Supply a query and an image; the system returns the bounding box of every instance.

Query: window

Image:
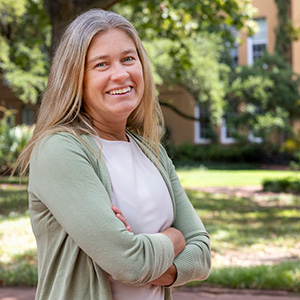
[220,117,236,144]
[248,106,263,143]
[229,27,239,66]
[248,130,263,143]
[22,105,35,125]
[194,105,211,144]
[247,18,267,65]
[230,44,239,66]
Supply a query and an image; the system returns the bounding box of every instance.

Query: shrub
[0,109,34,174]
[165,141,284,165]
[263,177,300,193]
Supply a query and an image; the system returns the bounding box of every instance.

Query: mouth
[107,86,132,95]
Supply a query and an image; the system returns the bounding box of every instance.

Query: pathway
[0,286,299,300]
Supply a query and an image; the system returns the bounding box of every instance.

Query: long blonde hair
[14,9,164,177]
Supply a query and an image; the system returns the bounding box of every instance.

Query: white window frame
[248,130,263,143]
[220,118,236,144]
[228,27,239,66]
[247,18,267,65]
[194,105,212,144]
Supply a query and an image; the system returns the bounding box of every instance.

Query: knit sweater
[28,131,211,300]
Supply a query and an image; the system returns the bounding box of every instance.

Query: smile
[108,87,132,95]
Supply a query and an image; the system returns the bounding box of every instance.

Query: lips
[107,86,132,95]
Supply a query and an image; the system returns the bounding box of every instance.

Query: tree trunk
[44,0,123,54]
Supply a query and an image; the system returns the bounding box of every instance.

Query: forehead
[87,28,136,55]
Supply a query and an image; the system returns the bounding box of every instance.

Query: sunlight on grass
[177,168,297,187]
[0,175,299,291]
[0,214,36,264]
[188,189,300,283]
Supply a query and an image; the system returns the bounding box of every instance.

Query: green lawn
[187,189,300,291]
[0,171,299,292]
[177,165,297,187]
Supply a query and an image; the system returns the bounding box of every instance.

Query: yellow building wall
[291,0,300,74]
[159,85,195,145]
[163,0,300,146]
[239,0,278,65]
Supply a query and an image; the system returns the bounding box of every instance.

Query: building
[161,0,300,145]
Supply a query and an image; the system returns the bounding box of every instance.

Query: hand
[112,205,133,232]
[149,264,177,286]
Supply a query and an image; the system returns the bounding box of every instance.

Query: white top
[99,135,174,300]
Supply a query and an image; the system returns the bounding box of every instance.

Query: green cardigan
[28,131,211,300]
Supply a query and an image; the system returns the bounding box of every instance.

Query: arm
[112,199,186,287]
[28,133,175,286]
[161,147,211,287]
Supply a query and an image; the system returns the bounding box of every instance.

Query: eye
[123,56,134,62]
[96,62,107,67]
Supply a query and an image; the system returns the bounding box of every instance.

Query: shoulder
[32,131,99,165]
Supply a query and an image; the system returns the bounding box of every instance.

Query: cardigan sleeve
[162,149,211,287]
[28,133,174,286]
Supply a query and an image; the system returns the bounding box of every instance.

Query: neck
[93,119,128,141]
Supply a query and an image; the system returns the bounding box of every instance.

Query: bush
[0,109,34,174]
[165,141,285,165]
[263,177,300,193]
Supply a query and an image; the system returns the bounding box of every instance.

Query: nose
[110,62,129,82]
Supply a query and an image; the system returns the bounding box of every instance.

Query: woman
[16,9,211,300]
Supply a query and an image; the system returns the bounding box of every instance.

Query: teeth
[109,87,131,95]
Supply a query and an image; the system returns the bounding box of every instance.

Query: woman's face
[83,28,145,125]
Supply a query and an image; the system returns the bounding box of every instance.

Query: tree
[113,0,257,43]
[44,0,123,50]
[1,0,257,116]
[144,34,230,125]
[0,0,50,104]
[226,53,300,142]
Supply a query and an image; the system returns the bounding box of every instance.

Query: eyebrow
[87,48,138,65]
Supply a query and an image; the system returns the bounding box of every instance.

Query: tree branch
[159,100,201,121]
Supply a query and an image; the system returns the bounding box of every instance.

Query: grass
[186,189,300,292]
[176,163,297,187]
[0,171,299,292]
[197,261,300,291]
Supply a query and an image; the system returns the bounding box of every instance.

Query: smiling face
[83,28,145,129]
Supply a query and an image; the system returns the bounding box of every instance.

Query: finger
[126,225,133,233]
[116,213,128,226]
[112,205,123,216]
[116,214,133,232]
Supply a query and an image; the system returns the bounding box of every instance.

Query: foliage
[226,53,300,141]
[113,0,258,43]
[112,0,257,124]
[144,34,230,125]
[203,261,300,292]
[1,0,258,124]
[0,0,50,104]
[274,0,300,61]
[0,108,34,174]
[281,134,300,170]
[165,141,284,166]
[263,177,300,194]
